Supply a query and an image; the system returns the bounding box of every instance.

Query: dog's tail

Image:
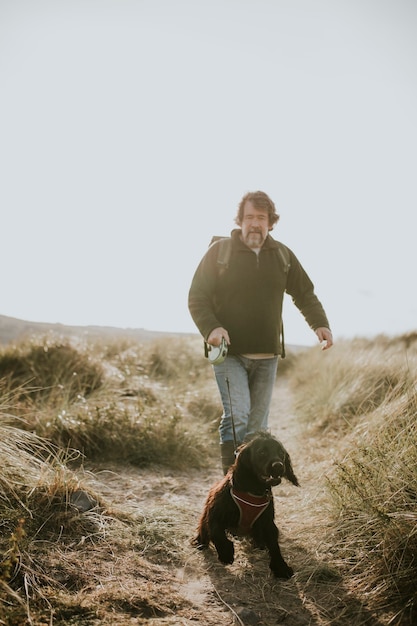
[191,520,210,550]
[191,533,209,550]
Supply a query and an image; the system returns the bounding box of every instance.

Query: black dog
[194,432,299,578]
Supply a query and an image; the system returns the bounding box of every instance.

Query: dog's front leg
[269,543,293,579]
[211,523,234,565]
[257,520,293,579]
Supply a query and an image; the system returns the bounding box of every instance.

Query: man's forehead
[243,201,268,215]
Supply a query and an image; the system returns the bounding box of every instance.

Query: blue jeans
[213,355,279,444]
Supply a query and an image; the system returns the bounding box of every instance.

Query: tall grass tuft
[0,405,109,624]
[31,397,210,468]
[140,335,211,382]
[0,398,103,583]
[327,380,417,623]
[287,334,417,624]
[0,336,104,403]
[288,335,416,432]
[0,407,99,536]
[0,332,217,623]
[0,334,215,468]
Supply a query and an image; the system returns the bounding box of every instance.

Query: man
[188,190,333,474]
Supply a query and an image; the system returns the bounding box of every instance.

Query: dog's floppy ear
[235,441,252,467]
[284,453,300,487]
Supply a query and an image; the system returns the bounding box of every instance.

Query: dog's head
[236,432,299,487]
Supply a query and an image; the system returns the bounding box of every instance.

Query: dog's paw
[217,542,234,565]
[271,562,294,579]
[251,538,266,550]
[218,554,234,565]
[191,536,208,550]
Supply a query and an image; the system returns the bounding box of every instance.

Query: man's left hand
[315,327,333,350]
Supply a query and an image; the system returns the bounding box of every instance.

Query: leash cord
[212,586,245,626]
[225,375,238,453]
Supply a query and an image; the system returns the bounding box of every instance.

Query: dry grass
[1,330,417,624]
[0,337,104,403]
[326,383,417,625]
[287,333,417,625]
[0,333,220,624]
[0,407,109,624]
[289,335,417,432]
[1,335,217,469]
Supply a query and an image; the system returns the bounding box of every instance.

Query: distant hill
[0,315,310,354]
[0,314,190,345]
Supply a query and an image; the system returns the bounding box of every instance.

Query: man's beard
[244,230,264,249]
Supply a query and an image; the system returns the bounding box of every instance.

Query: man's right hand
[207,327,230,347]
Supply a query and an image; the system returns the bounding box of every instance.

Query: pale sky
[1,0,416,346]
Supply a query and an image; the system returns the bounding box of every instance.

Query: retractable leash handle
[206,337,228,365]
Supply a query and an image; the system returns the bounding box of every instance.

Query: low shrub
[0,337,103,403]
[33,397,210,469]
[141,336,210,383]
[0,334,215,469]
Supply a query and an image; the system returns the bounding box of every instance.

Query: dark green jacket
[188,229,330,355]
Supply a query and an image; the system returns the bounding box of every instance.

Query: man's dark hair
[235,191,280,230]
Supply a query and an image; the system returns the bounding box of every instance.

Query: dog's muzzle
[261,461,284,486]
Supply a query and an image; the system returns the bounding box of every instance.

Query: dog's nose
[270,461,284,477]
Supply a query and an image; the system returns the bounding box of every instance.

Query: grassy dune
[0,331,416,624]
[288,333,417,624]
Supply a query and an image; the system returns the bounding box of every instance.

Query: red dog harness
[230,487,271,535]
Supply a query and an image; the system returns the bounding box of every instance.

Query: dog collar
[230,486,271,535]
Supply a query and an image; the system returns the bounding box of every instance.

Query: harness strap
[230,487,271,535]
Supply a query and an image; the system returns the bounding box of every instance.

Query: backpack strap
[275,244,290,358]
[276,243,291,273]
[209,236,232,273]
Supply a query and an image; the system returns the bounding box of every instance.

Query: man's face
[240,201,270,249]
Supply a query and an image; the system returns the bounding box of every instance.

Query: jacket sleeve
[188,245,223,340]
[285,250,330,331]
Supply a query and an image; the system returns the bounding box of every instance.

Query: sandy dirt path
[93,377,384,626]
[173,378,347,626]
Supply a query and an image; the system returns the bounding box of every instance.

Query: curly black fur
[193,432,299,579]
